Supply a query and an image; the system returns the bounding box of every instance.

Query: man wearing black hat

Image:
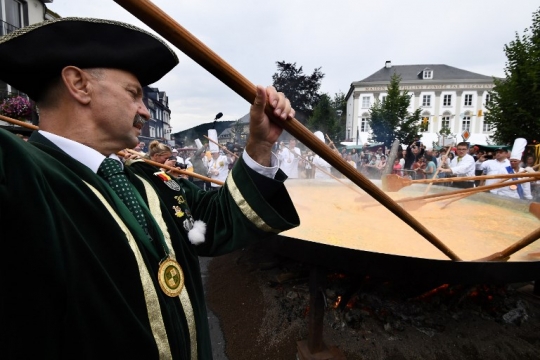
[0,18,299,359]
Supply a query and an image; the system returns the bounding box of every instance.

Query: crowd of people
[273,136,540,202]
[133,138,241,191]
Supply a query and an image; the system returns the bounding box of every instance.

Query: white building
[345,61,497,147]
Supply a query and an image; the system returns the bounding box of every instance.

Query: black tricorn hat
[0,17,179,101]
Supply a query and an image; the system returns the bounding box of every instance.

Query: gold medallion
[158,257,184,297]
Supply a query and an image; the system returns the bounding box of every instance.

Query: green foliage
[485,6,540,144]
[368,74,421,147]
[272,61,324,124]
[307,91,347,144]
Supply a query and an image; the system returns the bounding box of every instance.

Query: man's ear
[61,66,92,105]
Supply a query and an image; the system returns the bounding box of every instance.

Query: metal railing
[0,20,19,36]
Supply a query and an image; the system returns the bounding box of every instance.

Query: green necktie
[98,158,149,232]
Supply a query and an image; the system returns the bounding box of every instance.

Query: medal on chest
[158,257,184,297]
[154,171,181,191]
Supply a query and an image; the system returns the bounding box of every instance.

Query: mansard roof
[355,64,493,84]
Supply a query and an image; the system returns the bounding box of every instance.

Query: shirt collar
[39,130,121,173]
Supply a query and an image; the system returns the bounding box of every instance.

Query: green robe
[0,129,299,359]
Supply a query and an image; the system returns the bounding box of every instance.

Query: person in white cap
[0,18,299,359]
[494,138,532,200]
[206,129,229,189]
[312,131,333,179]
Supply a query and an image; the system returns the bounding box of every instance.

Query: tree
[307,91,347,145]
[368,73,421,147]
[272,61,324,124]
[485,7,540,144]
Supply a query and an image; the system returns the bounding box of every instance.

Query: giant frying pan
[265,180,540,285]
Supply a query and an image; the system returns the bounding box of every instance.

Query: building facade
[140,86,173,146]
[345,61,497,147]
[0,0,55,134]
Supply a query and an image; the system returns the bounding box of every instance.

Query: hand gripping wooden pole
[111,0,461,261]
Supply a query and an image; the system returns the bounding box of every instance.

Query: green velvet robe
[0,129,299,359]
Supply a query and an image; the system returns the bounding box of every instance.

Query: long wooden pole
[203,135,239,159]
[112,0,461,261]
[364,177,535,209]
[423,143,453,194]
[0,114,224,185]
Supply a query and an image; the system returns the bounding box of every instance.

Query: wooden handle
[112,0,461,261]
[477,227,540,261]
[0,114,224,185]
[423,143,453,194]
[0,115,38,130]
[397,177,534,204]
[203,135,239,159]
[123,148,224,185]
[411,172,540,185]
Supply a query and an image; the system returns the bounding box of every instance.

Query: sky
[47,0,540,132]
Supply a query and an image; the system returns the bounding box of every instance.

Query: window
[150,126,156,137]
[443,94,452,106]
[420,114,430,132]
[441,115,450,129]
[360,114,370,132]
[423,70,433,79]
[5,0,23,29]
[462,115,471,132]
[464,94,473,106]
[422,95,431,107]
[409,94,414,107]
[380,95,387,103]
[485,93,491,105]
[361,96,370,108]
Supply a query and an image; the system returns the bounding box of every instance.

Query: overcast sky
[48,0,539,132]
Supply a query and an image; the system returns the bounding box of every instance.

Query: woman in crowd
[146,140,185,178]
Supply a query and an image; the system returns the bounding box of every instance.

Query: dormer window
[423,69,433,79]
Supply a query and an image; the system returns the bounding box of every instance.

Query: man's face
[289,140,296,149]
[90,68,150,150]
[456,145,468,158]
[510,159,520,170]
[495,150,505,160]
[212,152,219,159]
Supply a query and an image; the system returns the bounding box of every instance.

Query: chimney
[385,60,392,69]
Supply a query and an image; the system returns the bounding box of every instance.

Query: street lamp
[212,112,223,129]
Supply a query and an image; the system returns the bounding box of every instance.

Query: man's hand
[246,85,295,166]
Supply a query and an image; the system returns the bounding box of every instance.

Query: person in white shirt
[207,150,229,189]
[312,131,332,179]
[495,138,532,200]
[439,142,476,188]
[476,147,510,192]
[278,138,301,178]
